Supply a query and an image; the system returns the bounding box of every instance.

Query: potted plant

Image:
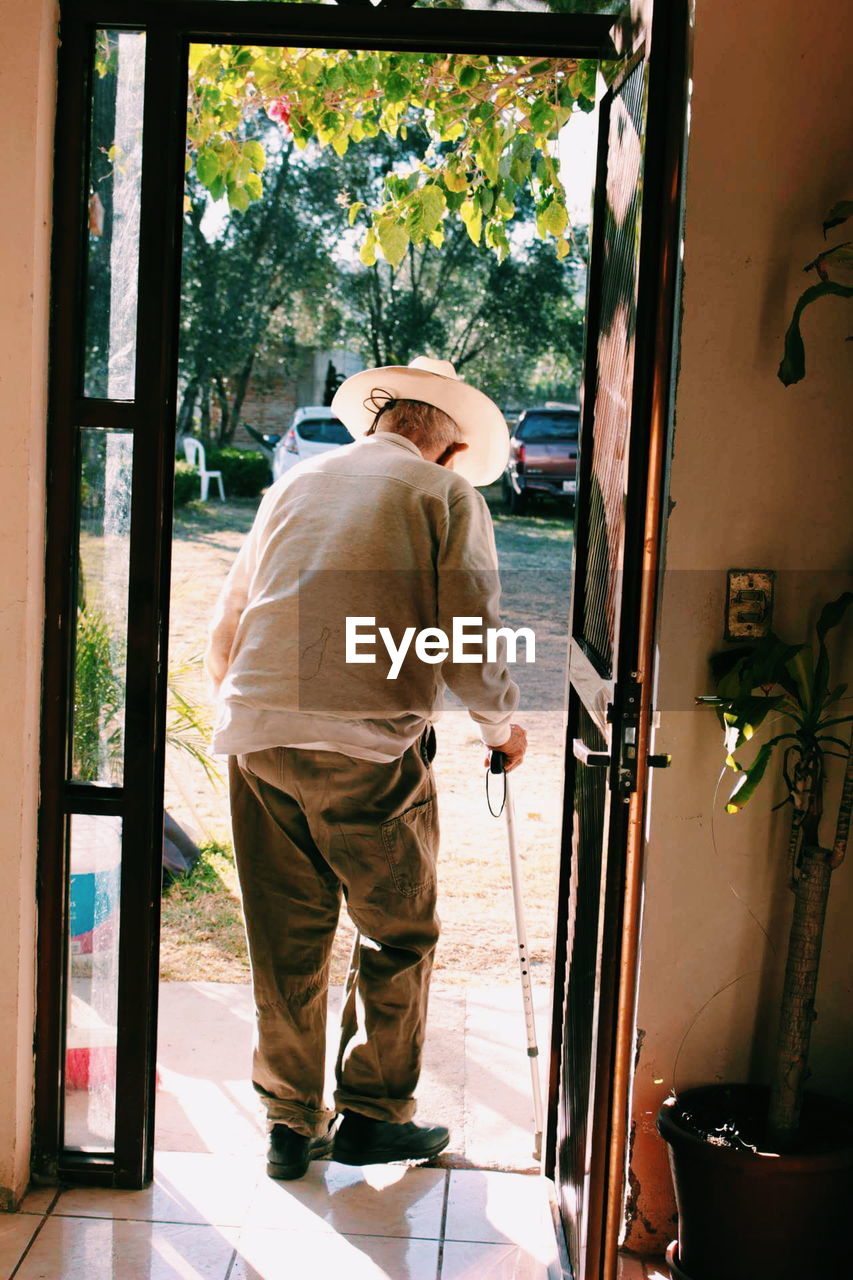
[777,200,853,386]
[657,592,853,1280]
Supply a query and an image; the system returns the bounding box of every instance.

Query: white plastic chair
[182,437,225,502]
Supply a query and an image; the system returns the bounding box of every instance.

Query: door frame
[35,2,687,1273]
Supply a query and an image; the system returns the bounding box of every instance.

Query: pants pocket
[380,798,436,898]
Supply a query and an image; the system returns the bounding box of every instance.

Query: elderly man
[206,356,527,1179]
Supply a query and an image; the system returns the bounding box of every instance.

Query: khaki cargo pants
[229,732,439,1138]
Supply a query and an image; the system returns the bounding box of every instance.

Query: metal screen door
[545,3,687,1278]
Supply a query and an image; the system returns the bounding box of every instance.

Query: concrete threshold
[154,981,550,1173]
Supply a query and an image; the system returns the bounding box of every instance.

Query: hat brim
[331,366,510,487]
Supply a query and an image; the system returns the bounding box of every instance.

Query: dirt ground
[161,484,573,986]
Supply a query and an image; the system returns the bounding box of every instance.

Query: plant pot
[657,1084,853,1280]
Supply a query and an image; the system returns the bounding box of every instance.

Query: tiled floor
[3,1157,566,1279]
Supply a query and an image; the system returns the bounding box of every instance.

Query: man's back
[208,431,517,760]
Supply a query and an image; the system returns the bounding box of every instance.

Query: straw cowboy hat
[331,356,510,487]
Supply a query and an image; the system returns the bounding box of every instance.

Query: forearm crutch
[488,749,544,1162]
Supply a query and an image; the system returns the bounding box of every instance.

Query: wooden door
[546,4,687,1277]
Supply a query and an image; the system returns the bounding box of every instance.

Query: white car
[271,406,353,481]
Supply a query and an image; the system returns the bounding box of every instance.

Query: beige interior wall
[0,0,57,1209]
[625,0,853,1253]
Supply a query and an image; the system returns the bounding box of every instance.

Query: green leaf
[348,201,366,227]
[443,163,468,194]
[823,201,853,235]
[359,227,377,267]
[459,198,482,245]
[785,646,814,715]
[805,241,853,276]
[568,66,596,101]
[821,682,848,711]
[778,280,853,385]
[478,186,494,217]
[439,120,465,143]
[541,196,569,237]
[529,99,555,135]
[384,72,411,105]
[725,742,777,812]
[242,140,266,172]
[376,215,408,267]
[814,591,853,713]
[244,172,262,201]
[417,185,446,237]
[458,65,482,89]
[196,147,221,188]
[227,184,250,213]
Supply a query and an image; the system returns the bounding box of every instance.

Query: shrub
[73,605,124,782]
[206,448,269,498]
[173,460,199,506]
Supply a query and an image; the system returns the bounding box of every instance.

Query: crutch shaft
[504,771,545,1154]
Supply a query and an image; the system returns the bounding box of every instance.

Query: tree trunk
[767,837,833,1149]
[176,378,198,440]
[213,375,230,447]
[198,384,211,447]
[226,352,256,445]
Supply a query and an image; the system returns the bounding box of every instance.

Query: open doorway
[36,6,687,1277]
[156,40,596,1174]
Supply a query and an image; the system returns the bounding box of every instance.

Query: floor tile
[245,1161,446,1238]
[231,1228,440,1279]
[13,1217,234,1280]
[462,988,551,1172]
[444,1171,555,1260]
[0,1214,43,1276]
[16,1186,58,1215]
[53,1152,259,1226]
[441,1239,552,1279]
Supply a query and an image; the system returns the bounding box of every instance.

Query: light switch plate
[725,569,775,640]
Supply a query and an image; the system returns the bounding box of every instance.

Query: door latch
[613,680,641,796]
[572,739,610,768]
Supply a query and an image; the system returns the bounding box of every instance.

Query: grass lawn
[162,487,573,986]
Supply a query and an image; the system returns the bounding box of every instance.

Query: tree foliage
[179,129,342,445]
[333,222,586,405]
[185,44,598,262]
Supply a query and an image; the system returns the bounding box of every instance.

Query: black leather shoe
[266,1121,336,1180]
[332,1111,450,1166]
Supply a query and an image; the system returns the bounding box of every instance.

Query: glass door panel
[71,429,133,785]
[84,30,146,401]
[64,815,123,1150]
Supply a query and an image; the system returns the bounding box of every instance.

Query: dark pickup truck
[502,406,580,515]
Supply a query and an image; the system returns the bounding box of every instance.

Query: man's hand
[485,723,528,773]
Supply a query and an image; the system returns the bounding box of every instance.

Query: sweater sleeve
[436,486,520,745]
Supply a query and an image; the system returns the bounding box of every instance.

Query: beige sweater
[206,432,519,762]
